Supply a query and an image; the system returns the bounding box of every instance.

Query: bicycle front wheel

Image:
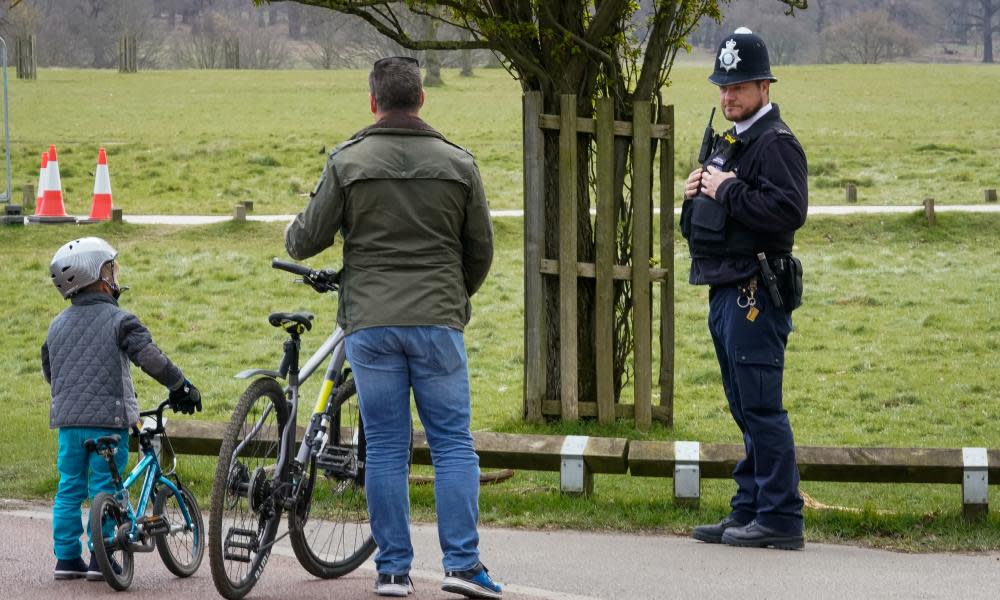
[90,491,135,591]
[209,377,289,600]
[289,377,377,578]
[154,482,205,577]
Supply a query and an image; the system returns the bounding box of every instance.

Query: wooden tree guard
[119,35,137,73]
[522,92,675,430]
[15,35,36,80]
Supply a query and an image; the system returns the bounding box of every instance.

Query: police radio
[698,107,717,167]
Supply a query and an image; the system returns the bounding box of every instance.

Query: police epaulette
[774,127,793,137]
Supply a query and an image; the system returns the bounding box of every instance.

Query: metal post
[0,37,12,203]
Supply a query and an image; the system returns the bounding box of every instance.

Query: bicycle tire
[90,491,135,591]
[209,377,289,600]
[154,482,205,577]
[289,377,378,578]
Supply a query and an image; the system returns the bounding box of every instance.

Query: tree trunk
[983,0,995,63]
[288,3,302,40]
[541,94,598,406]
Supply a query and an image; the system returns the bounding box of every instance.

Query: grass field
[1,211,998,550]
[6,64,1000,215]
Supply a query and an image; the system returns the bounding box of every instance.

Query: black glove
[169,379,202,415]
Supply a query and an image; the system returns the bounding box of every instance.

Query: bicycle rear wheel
[90,492,135,591]
[289,377,377,578]
[209,377,289,600]
[154,482,205,577]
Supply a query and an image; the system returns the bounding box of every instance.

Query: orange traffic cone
[28,145,76,224]
[34,152,48,215]
[84,148,113,222]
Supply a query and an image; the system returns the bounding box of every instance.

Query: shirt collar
[734,102,773,135]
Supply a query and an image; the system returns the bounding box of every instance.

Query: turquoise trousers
[53,426,128,560]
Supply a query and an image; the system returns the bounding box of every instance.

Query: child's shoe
[441,562,502,599]
[374,573,414,596]
[86,553,121,581]
[54,557,89,580]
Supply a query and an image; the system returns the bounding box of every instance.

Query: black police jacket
[681,104,808,286]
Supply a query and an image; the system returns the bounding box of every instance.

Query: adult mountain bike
[208,258,376,600]
[87,398,205,591]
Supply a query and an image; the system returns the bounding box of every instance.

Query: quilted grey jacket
[42,293,185,429]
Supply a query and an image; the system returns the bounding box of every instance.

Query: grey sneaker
[691,515,747,544]
[375,573,414,596]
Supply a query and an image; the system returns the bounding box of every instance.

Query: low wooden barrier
[151,421,994,518]
[629,441,998,521]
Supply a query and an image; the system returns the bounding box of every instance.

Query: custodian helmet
[709,27,777,86]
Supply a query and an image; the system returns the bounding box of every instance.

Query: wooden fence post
[558,94,578,422]
[522,91,545,423]
[224,39,240,69]
[594,98,615,425]
[658,104,675,428]
[631,100,653,431]
[923,198,936,227]
[21,184,34,213]
[845,183,857,203]
[15,35,36,80]
[986,189,997,203]
[119,35,137,73]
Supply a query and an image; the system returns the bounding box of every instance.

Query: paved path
[5,503,999,600]
[114,204,1000,226]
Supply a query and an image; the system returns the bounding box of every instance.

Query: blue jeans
[708,285,803,534]
[53,426,129,560]
[345,326,481,576]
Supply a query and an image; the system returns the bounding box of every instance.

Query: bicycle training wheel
[209,377,289,600]
[289,377,378,578]
[153,482,205,577]
[90,491,135,591]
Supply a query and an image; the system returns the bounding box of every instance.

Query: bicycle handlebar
[271,257,340,293]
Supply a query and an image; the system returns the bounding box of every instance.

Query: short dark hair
[369,57,422,112]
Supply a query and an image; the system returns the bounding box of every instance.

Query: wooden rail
[151,421,994,517]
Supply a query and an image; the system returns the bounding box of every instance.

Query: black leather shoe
[721,520,804,550]
[691,515,747,544]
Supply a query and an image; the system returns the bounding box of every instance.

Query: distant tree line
[0,0,997,68]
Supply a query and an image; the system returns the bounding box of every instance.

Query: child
[42,237,201,581]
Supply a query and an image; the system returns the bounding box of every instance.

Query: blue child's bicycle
[86,398,205,591]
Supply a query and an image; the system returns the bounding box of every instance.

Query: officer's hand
[700,166,736,200]
[168,380,202,415]
[684,168,704,199]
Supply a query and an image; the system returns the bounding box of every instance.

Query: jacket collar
[735,103,782,142]
[70,292,118,307]
[353,112,444,140]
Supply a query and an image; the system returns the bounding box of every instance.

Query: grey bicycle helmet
[50,237,118,299]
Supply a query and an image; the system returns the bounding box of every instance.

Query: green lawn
[6,64,999,215]
[2,212,998,550]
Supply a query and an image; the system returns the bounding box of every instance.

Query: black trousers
[708,284,804,534]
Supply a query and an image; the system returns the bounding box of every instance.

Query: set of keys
[737,278,759,322]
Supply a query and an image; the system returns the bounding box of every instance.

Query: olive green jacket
[285,114,493,334]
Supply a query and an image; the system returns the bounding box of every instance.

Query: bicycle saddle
[83,434,121,451]
[268,311,314,332]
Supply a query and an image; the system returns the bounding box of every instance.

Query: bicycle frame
[100,433,196,550]
[234,324,351,509]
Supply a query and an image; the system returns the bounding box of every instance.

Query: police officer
[681,28,808,549]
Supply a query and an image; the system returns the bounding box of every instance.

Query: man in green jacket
[285,56,500,599]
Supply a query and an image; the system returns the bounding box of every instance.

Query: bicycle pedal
[316,445,353,470]
[223,527,258,563]
[139,514,170,536]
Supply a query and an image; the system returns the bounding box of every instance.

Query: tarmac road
[5,502,999,600]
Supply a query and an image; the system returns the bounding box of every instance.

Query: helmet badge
[718,39,741,72]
